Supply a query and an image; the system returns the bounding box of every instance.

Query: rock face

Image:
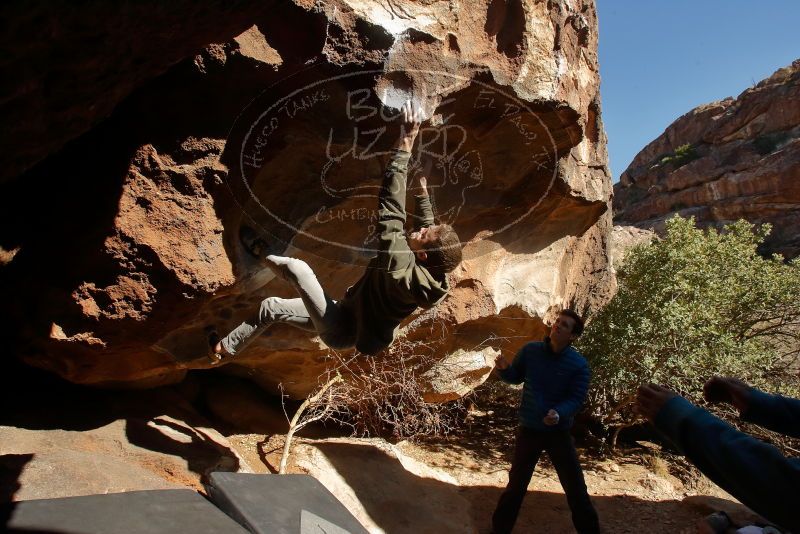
[0,379,251,501]
[0,1,284,185]
[420,347,497,403]
[0,0,613,397]
[293,438,475,533]
[614,60,800,259]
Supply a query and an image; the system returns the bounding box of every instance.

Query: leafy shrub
[578,216,800,435]
[658,143,699,168]
[753,131,791,155]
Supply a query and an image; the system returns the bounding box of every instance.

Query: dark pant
[492,427,599,534]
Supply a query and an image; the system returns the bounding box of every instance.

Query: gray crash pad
[206,472,369,534]
[5,489,249,533]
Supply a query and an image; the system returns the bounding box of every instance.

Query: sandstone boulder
[609,225,656,274]
[292,437,474,533]
[0,1,284,184]
[420,347,497,403]
[0,385,251,501]
[1,0,613,397]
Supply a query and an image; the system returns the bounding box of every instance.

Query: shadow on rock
[0,363,244,498]
[0,453,62,533]
[302,440,730,534]
[125,416,239,481]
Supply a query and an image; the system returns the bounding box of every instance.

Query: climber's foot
[207,332,230,365]
[239,225,269,259]
[699,511,733,534]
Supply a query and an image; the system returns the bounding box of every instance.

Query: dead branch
[279,374,343,474]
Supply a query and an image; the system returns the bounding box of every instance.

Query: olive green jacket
[341,150,449,355]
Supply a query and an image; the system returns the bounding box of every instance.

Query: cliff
[614,60,800,259]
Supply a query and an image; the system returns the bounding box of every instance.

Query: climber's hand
[395,99,422,151]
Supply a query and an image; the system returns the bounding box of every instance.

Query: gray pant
[221,255,355,355]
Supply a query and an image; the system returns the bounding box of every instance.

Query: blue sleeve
[655,396,800,531]
[741,389,800,438]
[553,359,590,419]
[498,346,527,385]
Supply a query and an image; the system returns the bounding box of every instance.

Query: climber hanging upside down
[209,99,463,362]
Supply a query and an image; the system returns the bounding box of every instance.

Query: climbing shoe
[703,511,733,533]
[239,225,269,259]
[207,331,225,365]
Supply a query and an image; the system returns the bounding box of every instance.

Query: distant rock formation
[614,60,800,259]
[0,0,614,397]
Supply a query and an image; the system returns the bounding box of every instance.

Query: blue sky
[597,1,800,181]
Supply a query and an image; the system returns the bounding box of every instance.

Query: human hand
[494,353,510,370]
[703,376,751,414]
[395,99,422,151]
[635,384,679,422]
[543,409,560,426]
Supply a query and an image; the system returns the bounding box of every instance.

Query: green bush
[578,216,800,435]
[650,143,700,169]
[658,143,699,168]
[753,131,790,156]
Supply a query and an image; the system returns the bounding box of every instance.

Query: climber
[209,99,462,361]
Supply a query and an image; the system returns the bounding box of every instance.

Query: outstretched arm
[411,175,435,231]
[497,346,527,385]
[705,376,800,438]
[375,100,421,271]
[392,103,420,152]
[742,389,800,437]
[637,384,800,531]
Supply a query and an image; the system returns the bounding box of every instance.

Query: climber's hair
[422,224,462,276]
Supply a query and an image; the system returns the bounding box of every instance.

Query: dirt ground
[1,369,759,534]
[225,410,755,534]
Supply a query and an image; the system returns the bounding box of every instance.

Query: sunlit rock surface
[293,437,475,533]
[614,60,800,259]
[0,383,251,500]
[420,347,498,403]
[608,225,655,275]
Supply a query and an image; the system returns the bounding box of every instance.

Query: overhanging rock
[1,0,614,398]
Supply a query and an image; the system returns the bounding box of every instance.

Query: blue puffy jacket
[498,339,591,431]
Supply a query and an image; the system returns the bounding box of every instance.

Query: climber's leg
[218,296,314,357]
[262,255,354,349]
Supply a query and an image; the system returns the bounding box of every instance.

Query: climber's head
[408,224,462,276]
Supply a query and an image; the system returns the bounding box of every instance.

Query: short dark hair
[559,309,584,337]
[423,224,462,276]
